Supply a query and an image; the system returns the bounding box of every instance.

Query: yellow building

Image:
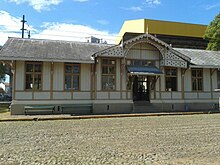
[116,19,207,49]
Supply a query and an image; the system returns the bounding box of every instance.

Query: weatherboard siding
[53,62,64,91]
[15,61,25,91]
[80,63,91,91]
[43,62,51,91]
[203,68,211,92]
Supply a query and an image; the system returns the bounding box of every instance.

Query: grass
[0,104,10,113]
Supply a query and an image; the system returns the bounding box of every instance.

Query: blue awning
[127,66,163,75]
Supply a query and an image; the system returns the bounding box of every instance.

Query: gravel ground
[1,114,220,165]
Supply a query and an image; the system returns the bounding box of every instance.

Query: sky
[0,0,219,46]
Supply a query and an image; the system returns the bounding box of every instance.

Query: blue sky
[0,0,219,45]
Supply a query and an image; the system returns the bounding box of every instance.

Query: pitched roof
[0,38,112,63]
[175,48,220,68]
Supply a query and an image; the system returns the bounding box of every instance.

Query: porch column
[11,61,16,100]
[90,64,94,100]
[181,68,186,99]
[94,58,98,100]
[50,62,54,100]
[120,58,125,99]
[210,68,216,99]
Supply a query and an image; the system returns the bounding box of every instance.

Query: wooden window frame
[165,67,178,91]
[25,61,43,91]
[101,58,116,91]
[64,63,80,91]
[191,68,203,91]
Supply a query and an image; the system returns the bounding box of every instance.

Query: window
[127,60,155,66]
[165,68,177,91]
[64,63,80,90]
[192,69,203,91]
[25,62,42,90]
[217,70,220,89]
[102,59,116,90]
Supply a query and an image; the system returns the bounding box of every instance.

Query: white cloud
[97,20,109,25]
[144,0,161,7]
[0,10,25,45]
[205,3,220,10]
[0,11,116,45]
[121,6,143,12]
[33,23,117,44]
[7,0,63,12]
[73,0,88,2]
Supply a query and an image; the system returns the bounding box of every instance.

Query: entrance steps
[133,101,160,113]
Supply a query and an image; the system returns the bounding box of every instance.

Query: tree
[204,13,220,51]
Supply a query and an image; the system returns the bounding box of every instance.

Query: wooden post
[11,61,16,100]
[181,68,186,100]
[50,62,54,100]
[210,68,215,99]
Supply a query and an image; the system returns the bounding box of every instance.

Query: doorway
[133,76,150,101]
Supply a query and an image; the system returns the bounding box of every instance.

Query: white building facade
[0,34,220,115]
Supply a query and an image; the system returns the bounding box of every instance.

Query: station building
[0,19,220,115]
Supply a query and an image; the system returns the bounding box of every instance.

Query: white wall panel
[34,92,50,100]
[53,62,64,91]
[15,61,24,90]
[203,69,210,92]
[110,92,120,99]
[184,70,191,91]
[81,64,91,91]
[43,62,51,91]
[198,93,211,99]
[185,93,197,99]
[53,92,71,100]
[172,92,182,99]
[73,92,90,100]
[15,92,32,100]
[161,92,171,99]
[97,92,108,99]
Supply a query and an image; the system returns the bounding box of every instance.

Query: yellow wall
[145,19,207,38]
[116,19,145,44]
[116,19,207,44]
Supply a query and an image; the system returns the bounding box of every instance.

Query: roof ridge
[8,37,114,46]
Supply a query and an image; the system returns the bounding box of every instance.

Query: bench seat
[25,105,55,115]
[60,104,93,115]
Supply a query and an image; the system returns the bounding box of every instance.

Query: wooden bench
[24,105,55,115]
[60,104,93,115]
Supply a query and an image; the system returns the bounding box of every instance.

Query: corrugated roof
[175,48,220,68]
[0,38,112,63]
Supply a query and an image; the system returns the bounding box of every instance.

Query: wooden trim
[12,61,16,100]
[100,58,117,91]
[90,64,93,99]
[94,58,98,99]
[164,67,178,92]
[191,68,203,92]
[210,68,216,99]
[120,59,124,99]
[50,62,54,100]
[63,63,81,96]
[159,68,162,99]
[24,61,43,97]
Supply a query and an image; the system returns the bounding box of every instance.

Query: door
[133,76,150,101]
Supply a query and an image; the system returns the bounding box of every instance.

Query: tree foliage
[204,13,220,51]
